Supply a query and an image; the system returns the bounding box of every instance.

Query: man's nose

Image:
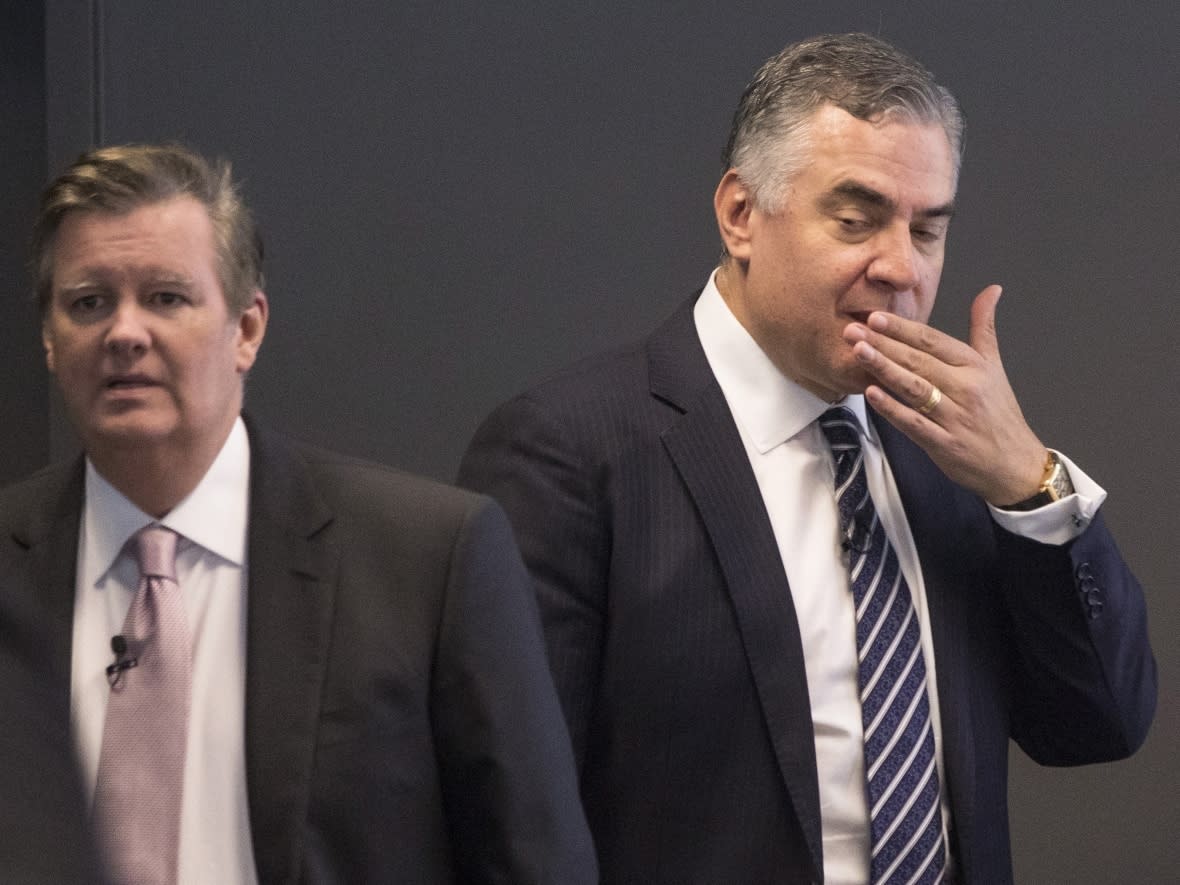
[867,225,921,292]
[104,301,151,355]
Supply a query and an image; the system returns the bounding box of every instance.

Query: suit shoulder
[0,460,76,503]
[287,439,494,528]
[466,298,705,470]
[0,461,79,536]
[481,295,700,423]
[520,336,648,409]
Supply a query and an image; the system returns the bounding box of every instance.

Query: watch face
[1048,458,1074,500]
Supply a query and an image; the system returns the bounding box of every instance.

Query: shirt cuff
[988,450,1107,546]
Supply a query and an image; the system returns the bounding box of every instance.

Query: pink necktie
[94,525,191,885]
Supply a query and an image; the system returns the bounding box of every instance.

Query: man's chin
[827,363,875,400]
[82,417,176,454]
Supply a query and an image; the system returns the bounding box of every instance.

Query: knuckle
[915,327,939,350]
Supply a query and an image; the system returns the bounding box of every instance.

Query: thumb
[968,284,1004,361]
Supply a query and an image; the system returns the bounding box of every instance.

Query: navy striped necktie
[819,406,947,884]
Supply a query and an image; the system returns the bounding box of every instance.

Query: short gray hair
[723,33,965,213]
[32,143,263,316]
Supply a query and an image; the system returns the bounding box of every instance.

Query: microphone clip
[841,522,873,555]
[106,635,138,688]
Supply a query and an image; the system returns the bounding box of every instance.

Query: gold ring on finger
[916,384,942,415]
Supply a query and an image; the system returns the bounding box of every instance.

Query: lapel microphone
[105,635,138,688]
[841,519,873,555]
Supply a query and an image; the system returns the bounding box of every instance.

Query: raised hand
[843,284,1048,506]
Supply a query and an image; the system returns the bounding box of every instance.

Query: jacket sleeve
[457,393,608,773]
[431,491,599,884]
[996,510,1157,765]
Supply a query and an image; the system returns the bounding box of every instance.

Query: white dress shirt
[71,416,259,885]
[693,272,1104,884]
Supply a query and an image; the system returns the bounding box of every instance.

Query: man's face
[717,104,957,402]
[42,196,266,465]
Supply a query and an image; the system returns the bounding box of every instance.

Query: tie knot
[818,405,862,454]
[133,525,178,581]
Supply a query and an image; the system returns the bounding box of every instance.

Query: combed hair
[722,33,965,214]
[31,143,263,314]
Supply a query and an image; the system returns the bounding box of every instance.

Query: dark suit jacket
[458,297,1157,885]
[0,578,103,884]
[0,416,597,884]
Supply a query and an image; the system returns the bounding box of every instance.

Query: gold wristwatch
[1000,451,1074,511]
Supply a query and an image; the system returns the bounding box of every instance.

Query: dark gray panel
[0,0,49,484]
[43,0,103,461]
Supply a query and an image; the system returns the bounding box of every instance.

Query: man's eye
[70,294,103,313]
[838,216,871,234]
[153,291,185,307]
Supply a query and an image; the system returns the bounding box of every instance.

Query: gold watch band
[999,451,1073,512]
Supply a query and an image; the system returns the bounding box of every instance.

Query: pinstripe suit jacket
[458,296,1156,884]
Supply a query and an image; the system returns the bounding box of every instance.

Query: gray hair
[32,143,263,316]
[723,33,965,213]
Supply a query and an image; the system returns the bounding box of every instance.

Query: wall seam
[91,0,104,144]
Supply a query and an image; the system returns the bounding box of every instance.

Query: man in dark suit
[459,33,1156,884]
[2,143,596,884]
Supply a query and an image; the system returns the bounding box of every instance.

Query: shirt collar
[694,269,876,452]
[81,416,252,588]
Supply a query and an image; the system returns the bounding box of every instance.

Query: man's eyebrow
[57,280,101,294]
[57,267,196,291]
[821,180,955,220]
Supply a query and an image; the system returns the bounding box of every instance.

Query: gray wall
[17,1,1179,880]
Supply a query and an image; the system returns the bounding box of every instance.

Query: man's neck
[86,422,237,518]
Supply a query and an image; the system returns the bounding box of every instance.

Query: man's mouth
[105,375,156,389]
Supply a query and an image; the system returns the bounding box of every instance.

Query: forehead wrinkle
[822,181,894,213]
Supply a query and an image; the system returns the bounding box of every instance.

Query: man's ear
[714,169,755,262]
[235,290,268,374]
[42,323,57,374]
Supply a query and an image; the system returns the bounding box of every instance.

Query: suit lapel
[5,461,86,731]
[874,415,978,873]
[648,302,824,877]
[241,419,339,883]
